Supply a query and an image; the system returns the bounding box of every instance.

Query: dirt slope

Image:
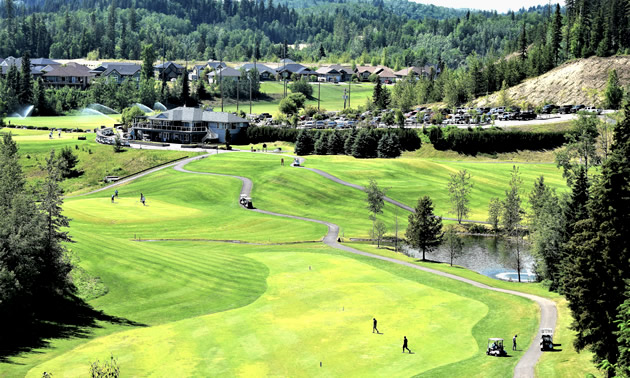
[478,55,630,106]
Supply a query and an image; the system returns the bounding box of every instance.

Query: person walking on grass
[111,194,115,203]
[141,194,146,206]
[513,334,517,350]
[115,189,118,197]
[373,318,379,333]
[403,336,411,353]
[281,158,284,166]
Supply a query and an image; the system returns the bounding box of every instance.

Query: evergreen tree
[327,130,345,155]
[405,195,443,261]
[224,126,232,147]
[377,133,401,158]
[351,128,378,158]
[141,44,156,81]
[105,1,117,58]
[294,129,314,155]
[33,78,47,116]
[551,4,562,65]
[313,132,328,155]
[616,290,630,376]
[501,165,523,234]
[519,22,528,61]
[181,68,190,106]
[487,197,502,233]
[563,103,630,371]
[344,128,358,155]
[19,51,33,105]
[604,69,624,110]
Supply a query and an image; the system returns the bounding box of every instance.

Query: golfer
[115,189,118,197]
[141,194,146,206]
[281,158,284,166]
[111,194,115,203]
[513,334,517,350]
[373,318,379,333]
[403,336,411,353]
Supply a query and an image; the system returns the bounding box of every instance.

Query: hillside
[478,56,630,107]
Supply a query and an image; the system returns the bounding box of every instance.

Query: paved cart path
[173,155,556,378]
[70,149,555,378]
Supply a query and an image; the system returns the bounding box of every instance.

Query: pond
[403,235,536,282]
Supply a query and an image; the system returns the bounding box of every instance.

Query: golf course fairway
[2,150,541,377]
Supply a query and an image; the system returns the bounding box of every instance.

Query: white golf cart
[486,338,508,357]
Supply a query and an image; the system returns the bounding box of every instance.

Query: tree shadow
[0,295,146,364]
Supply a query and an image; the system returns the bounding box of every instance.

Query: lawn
[215,81,375,114]
[5,114,122,129]
[2,127,194,195]
[2,152,540,377]
[185,151,568,228]
[304,154,568,222]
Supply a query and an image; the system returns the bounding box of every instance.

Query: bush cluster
[429,127,568,154]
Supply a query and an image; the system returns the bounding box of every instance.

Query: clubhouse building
[131,107,249,144]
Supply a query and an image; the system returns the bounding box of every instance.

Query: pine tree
[563,103,630,371]
[326,130,345,155]
[551,4,562,65]
[519,22,528,61]
[351,128,377,158]
[33,78,47,115]
[19,51,33,105]
[604,69,624,110]
[501,165,523,234]
[405,196,443,261]
[343,128,358,155]
[181,67,190,106]
[294,129,314,155]
[313,132,328,155]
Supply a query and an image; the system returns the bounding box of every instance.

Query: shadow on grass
[0,295,146,364]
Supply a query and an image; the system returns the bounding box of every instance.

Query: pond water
[403,235,536,282]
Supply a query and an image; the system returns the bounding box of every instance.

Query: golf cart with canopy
[486,338,507,357]
[540,328,554,351]
[239,194,253,209]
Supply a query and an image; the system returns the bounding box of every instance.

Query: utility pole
[343,88,347,109]
[318,81,321,110]
[348,79,351,109]
[249,76,252,115]
[220,55,223,112]
[236,76,239,112]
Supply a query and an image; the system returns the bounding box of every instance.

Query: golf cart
[540,328,554,351]
[486,338,507,357]
[239,194,253,209]
[291,158,301,167]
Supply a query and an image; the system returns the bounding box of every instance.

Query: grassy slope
[303,154,567,222]
[0,160,537,377]
[5,114,121,129]
[216,81,375,114]
[2,128,193,195]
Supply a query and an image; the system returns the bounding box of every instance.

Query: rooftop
[148,107,249,123]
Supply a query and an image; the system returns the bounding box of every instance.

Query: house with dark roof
[131,106,249,144]
[394,65,440,79]
[154,61,185,80]
[275,62,316,79]
[91,62,141,84]
[316,65,353,82]
[207,60,227,70]
[355,65,396,83]
[42,63,94,89]
[236,63,276,80]
[0,56,60,76]
[207,67,242,84]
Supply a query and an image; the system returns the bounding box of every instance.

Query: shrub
[289,78,313,97]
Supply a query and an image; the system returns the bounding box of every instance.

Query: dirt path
[173,155,556,378]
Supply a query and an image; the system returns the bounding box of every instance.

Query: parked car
[315,120,326,129]
[327,121,337,128]
[570,104,586,113]
[559,105,573,114]
[583,106,602,115]
[541,104,559,114]
[304,121,315,128]
[515,111,537,120]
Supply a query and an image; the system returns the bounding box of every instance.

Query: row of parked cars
[541,104,602,114]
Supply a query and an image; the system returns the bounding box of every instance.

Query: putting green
[6,114,121,129]
[28,250,487,377]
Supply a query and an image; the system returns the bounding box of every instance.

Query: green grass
[2,127,194,194]
[5,114,122,129]
[2,152,540,377]
[215,81,375,114]
[185,152,410,238]
[304,154,568,222]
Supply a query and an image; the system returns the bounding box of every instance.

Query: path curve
[68,150,555,377]
[173,155,556,378]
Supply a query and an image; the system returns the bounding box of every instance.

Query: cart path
[173,155,556,378]
[247,152,489,224]
[69,149,554,377]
